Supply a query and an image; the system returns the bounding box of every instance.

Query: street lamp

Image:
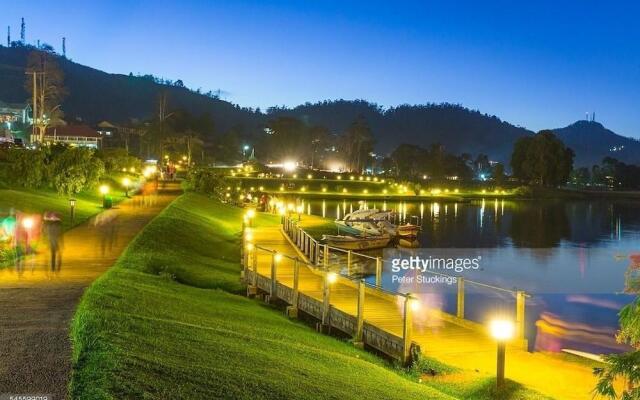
[489,319,515,389]
[99,185,110,209]
[122,177,131,198]
[69,198,76,224]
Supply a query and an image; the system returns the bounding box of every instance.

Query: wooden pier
[242,216,608,399]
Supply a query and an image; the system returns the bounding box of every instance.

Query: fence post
[375,257,382,287]
[323,244,329,268]
[355,279,365,345]
[402,294,414,365]
[287,258,300,318]
[516,290,526,341]
[322,270,331,331]
[252,249,258,286]
[270,252,278,302]
[347,250,352,276]
[457,277,465,319]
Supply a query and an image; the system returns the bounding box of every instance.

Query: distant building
[96,120,145,154]
[38,124,102,148]
[0,101,31,127]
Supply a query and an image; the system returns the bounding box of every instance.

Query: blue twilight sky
[3,1,640,137]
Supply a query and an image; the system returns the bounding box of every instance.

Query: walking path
[250,223,616,400]
[0,183,180,399]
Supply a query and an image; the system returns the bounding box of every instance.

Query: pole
[322,270,331,328]
[347,250,352,276]
[355,279,365,343]
[457,277,465,319]
[270,253,278,300]
[32,71,37,141]
[496,341,506,389]
[516,291,526,341]
[402,294,414,364]
[375,257,382,287]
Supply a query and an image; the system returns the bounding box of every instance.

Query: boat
[321,234,392,250]
[335,209,390,236]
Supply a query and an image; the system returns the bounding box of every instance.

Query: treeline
[0,146,140,195]
[572,157,640,190]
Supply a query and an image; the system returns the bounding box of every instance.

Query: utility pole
[6,26,9,47]
[62,37,66,57]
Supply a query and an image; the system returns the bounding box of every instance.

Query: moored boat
[321,234,392,250]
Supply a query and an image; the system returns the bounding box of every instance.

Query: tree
[593,257,640,399]
[493,163,505,185]
[344,115,374,172]
[49,147,105,195]
[25,50,67,142]
[6,148,47,188]
[510,130,574,186]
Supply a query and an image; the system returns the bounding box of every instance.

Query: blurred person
[43,212,64,272]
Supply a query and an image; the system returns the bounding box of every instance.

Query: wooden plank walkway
[245,220,612,400]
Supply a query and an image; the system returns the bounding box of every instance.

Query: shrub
[5,148,47,188]
[49,147,105,195]
[187,168,226,196]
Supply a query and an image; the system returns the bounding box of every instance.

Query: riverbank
[70,193,551,399]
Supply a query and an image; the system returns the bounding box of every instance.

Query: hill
[0,46,264,136]
[553,120,640,167]
[1,46,639,166]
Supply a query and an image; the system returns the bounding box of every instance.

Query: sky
[3,0,640,137]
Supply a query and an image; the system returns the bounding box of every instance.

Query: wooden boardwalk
[245,218,610,400]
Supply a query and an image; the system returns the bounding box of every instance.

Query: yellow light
[129,167,135,173]
[283,161,297,172]
[501,190,506,194]
[359,176,364,181]
[454,189,459,193]
[296,205,304,213]
[381,179,385,183]
[350,176,355,180]
[250,187,255,191]
[489,319,515,341]
[22,217,34,230]
[343,188,348,193]
[327,272,338,284]
[301,187,306,192]
[164,155,169,159]
[122,178,131,187]
[293,174,298,179]
[322,188,327,192]
[495,189,500,194]
[274,253,283,263]
[278,208,286,216]
[280,187,284,191]
[431,189,441,195]
[420,190,425,195]
[410,298,420,312]
[121,167,127,172]
[246,209,256,219]
[366,176,371,181]
[444,189,449,193]
[99,185,109,195]
[307,174,313,179]
[225,193,231,198]
[337,175,342,180]
[287,203,295,211]
[482,189,487,194]
[182,155,187,161]
[231,172,236,176]
[373,177,378,182]
[245,243,254,251]
[259,186,264,191]
[363,189,368,194]
[383,189,387,194]
[239,194,245,200]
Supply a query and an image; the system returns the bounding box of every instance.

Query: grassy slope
[70,193,456,399]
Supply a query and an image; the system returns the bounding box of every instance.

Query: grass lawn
[70,193,551,399]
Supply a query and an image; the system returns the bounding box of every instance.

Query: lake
[284,196,638,354]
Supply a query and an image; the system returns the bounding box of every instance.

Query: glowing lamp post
[99,185,110,209]
[490,319,515,389]
[245,209,256,227]
[122,177,131,198]
[69,198,76,223]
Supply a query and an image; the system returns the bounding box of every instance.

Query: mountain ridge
[0,46,637,166]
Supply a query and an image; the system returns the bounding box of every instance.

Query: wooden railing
[281,216,528,345]
[242,226,420,364]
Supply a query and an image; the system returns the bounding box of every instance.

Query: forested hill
[268,101,532,163]
[1,46,639,166]
[0,46,264,135]
[553,121,640,167]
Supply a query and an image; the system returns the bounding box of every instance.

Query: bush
[6,148,47,188]
[98,148,143,173]
[186,168,226,196]
[49,147,105,195]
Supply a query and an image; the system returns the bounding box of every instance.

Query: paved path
[0,183,180,399]
[251,223,616,400]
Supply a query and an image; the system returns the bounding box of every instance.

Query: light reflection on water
[287,196,638,354]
